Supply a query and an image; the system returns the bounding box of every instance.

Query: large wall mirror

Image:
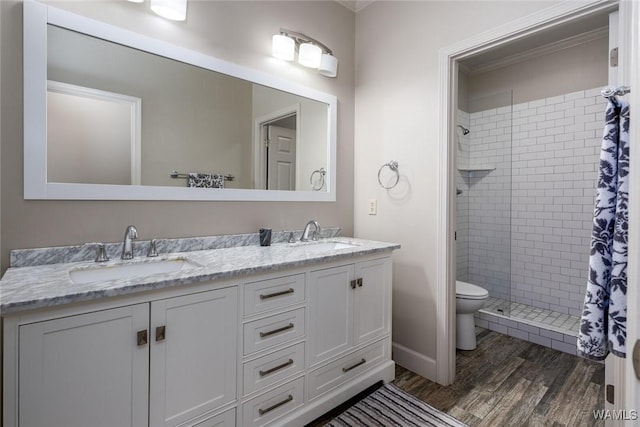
[24,2,337,201]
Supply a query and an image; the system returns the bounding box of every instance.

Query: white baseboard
[392,341,437,382]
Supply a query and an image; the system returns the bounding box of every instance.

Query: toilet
[456,280,489,350]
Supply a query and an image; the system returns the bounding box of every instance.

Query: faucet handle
[147,239,159,257]
[96,243,110,262]
[85,242,109,262]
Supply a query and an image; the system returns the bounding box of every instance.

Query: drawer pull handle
[137,330,148,346]
[342,358,366,373]
[259,359,294,377]
[260,288,294,300]
[260,323,294,338]
[258,394,293,416]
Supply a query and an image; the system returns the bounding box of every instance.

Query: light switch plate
[368,199,377,215]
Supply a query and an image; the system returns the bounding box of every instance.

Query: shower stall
[456,86,607,355]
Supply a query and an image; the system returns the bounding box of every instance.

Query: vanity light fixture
[150,0,187,21]
[272,29,338,78]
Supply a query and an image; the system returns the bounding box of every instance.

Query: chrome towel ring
[310,168,326,191]
[378,161,399,189]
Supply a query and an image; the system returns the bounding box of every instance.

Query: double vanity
[1,228,399,427]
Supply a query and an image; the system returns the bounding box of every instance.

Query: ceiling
[334,1,613,73]
[335,0,375,13]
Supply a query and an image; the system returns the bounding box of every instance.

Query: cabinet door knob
[137,330,148,346]
[350,279,357,289]
[155,326,166,342]
[357,278,363,287]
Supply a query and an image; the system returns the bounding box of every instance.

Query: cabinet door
[150,287,238,427]
[308,265,354,365]
[19,304,150,427]
[353,258,391,345]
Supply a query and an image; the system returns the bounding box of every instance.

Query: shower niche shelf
[457,164,495,172]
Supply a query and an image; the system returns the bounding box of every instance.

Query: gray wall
[0,0,355,271]
[354,0,563,380]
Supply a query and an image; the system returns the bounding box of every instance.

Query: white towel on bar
[186,173,224,189]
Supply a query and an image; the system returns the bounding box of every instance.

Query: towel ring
[378,161,400,189]
[310,168,326,191]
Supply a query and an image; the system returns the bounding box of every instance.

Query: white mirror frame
[23,1,337,201]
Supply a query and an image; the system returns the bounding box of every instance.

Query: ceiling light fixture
[150,0,187,21]
[271,29,338,78]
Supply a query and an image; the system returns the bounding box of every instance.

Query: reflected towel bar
[170,170,235,181]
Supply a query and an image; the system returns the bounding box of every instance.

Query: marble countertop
[0,237,400,315]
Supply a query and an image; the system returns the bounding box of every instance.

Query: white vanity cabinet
[149,288,238,427]
[3,249,396,427]
[308,258,391,366]
[8,286,238,427]
[306,258,392,402]
[240,273,307,426]
[18,304,151,427]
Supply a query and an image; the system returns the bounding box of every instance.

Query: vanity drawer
[244,274,305,316]
[243,341,305,396]
[243,308,305,356]
[242,376,304,427]
[186,407,235,427]
[307,339,388,400]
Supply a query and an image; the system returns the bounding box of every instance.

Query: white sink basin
[291,241,360,252]
[69,257,199,284]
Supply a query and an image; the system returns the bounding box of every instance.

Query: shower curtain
[577,98,630,361]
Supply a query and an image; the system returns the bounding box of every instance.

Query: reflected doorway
[256,107,299,190]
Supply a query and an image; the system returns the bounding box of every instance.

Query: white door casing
[620,0,640,417]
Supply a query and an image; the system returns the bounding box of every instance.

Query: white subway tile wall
[457,87,607,320]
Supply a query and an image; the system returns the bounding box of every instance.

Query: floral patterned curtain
[577,99,629,361]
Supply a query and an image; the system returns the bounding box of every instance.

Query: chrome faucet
[300,220,320,242]
[121,225,138,260]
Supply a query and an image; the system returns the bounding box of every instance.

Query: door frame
[253,104,300,190]
[436,0,621,386]
[47,80,142,185]
[620,0,640,415]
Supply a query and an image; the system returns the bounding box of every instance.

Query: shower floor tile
[480,296,580,337]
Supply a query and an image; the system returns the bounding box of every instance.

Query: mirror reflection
[46,25,329,192]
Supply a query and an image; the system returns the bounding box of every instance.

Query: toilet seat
[456,281,488,300]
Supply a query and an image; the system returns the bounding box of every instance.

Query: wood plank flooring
[393,328,605,427]
[308,328,605,426]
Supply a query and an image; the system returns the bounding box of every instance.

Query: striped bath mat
[324,383,468,427]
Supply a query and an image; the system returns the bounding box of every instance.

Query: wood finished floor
[393,328,605,426]
[309,328,605,427]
